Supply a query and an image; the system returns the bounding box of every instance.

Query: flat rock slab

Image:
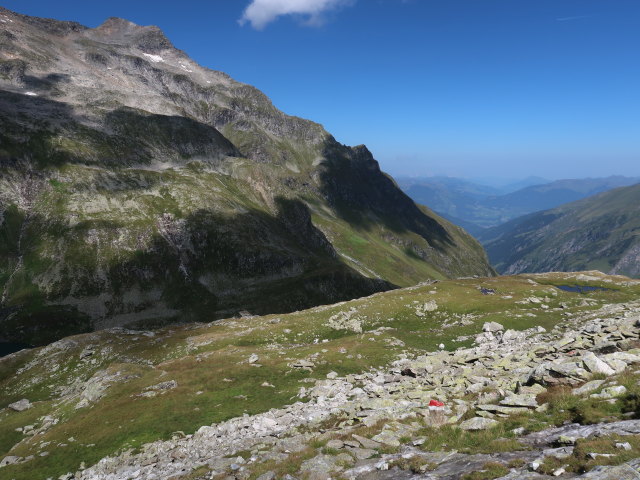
[500,394,538,408]
[460,416,498,430]
[522,419,640,448]
[578,460,640,479]
[346,450,540,480]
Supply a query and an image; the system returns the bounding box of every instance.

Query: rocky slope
[2,271,640,479]
[479,183,640,276]
[0,7,493,346]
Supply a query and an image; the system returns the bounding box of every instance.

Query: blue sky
[5,1,640,181]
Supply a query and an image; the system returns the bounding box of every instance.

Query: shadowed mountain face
[479,183,640,277]
[0,8,493,345]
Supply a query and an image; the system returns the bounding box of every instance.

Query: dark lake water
[556,285,610,294]
[0,342,32,357]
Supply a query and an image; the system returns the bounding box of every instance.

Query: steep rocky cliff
[0,7,493,345]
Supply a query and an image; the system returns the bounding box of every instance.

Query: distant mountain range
[467,175,550,194]
[398,175,640,230]
[478,183,640,278]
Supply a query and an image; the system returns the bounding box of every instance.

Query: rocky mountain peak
[89,17,175,53]
[0,6,86,36]
[0,7,494,347]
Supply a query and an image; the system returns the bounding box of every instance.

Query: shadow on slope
[0,194,393,346]
[0,91,239,169]
[318,140,454,253]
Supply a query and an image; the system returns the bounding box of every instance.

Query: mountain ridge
[0,7,493,345]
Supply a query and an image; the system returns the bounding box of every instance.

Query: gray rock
[326,439,344,450]
[248,354,259,364]
[495,473,549,479]
[352,434,381,450]
[603,357,629,374]
[501,329,524,343]
[573,380,606,396]
[256,472,276,480]
[147,380,178,391]
[475,332,497,344]
[578,462,640,479]
[291,360,315,370]
[8,399,32,412]
[300,453,351,479]
[582,352,616,375]
[549,362,590,381]
[371,430,401,447]
[483,322,505,333]
[606,352,640,364]
[351,448,376,460]
[500,394,538,408]
[0,455,21,467]
[476,404,531,415]
[79,347,95,360]
[138,380,178,398]
[591,385,627,399]
[460,417,498,430]
[557,435,578,445]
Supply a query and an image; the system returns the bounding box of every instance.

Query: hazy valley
[398,176,640,233]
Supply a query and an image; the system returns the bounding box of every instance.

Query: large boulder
[460,417,498,431]
[8,399,32,412]
[483,322,504,333]
[581,352,615,376]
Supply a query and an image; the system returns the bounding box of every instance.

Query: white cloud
[240,0,353,30]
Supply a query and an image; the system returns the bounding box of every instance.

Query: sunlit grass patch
[417,424,527,455]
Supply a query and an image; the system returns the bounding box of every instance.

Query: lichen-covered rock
[460,417,499,430]
[581,352,616,376]
[7,399,32,412]
[573,380,606,396]
[591,385,627,399]
[482,322,504,333]
[500,394,538,408]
